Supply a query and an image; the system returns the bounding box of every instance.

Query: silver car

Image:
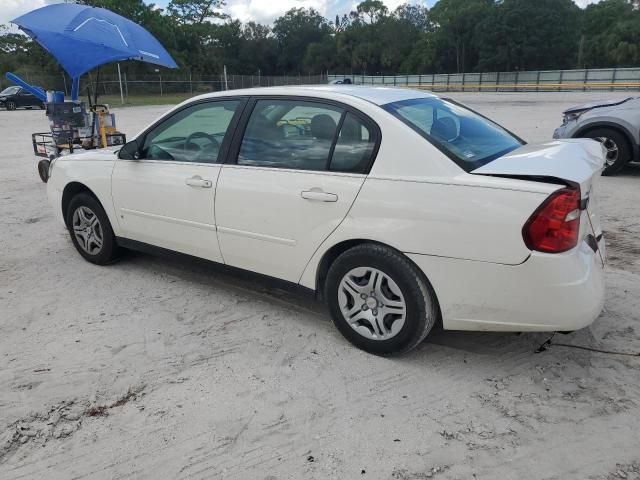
[553,97,640,175]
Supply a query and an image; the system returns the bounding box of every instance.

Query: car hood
[563,97,635,114]
[472,139,605,197]
[59,147,120,162]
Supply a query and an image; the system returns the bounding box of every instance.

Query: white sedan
[47,86,606,355]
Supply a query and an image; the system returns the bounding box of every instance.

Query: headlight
[562,110,588,125]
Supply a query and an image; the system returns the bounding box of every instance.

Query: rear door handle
[185,176,212,188]
[301,189,338,202]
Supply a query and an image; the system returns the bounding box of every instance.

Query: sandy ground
[1,92,639,480]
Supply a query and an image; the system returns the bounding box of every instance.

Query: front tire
[325,244,439,355]
[66,193,120,265]
[6,101,17,111]
[583,128,631,175]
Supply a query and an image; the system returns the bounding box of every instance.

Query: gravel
[1,91,639,479]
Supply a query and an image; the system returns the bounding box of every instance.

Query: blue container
[53,91,65,103]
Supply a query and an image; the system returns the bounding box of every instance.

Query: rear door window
[330,113,376,173]
[238,99,343,171]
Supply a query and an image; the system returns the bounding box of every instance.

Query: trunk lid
[473,139,606,263]
[472,139,605,200]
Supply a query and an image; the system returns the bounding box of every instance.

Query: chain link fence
[329,67,640,92]
[4,68,639,102]
[0,73,329,101]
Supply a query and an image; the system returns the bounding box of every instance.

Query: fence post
[496,71,500,92]
[446,73,450,92]
[479,72,482,92]
[611,68,617,92]
[536,70,541,92]
[124,73,128,102]
[514,70,519,92]
[583,68,588,92]
[432,74,435,91]
[558,70,563,92]
[461,72,465,92]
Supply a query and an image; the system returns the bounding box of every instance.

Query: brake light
[523,187,581,253]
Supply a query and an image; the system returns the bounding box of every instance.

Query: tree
[430,0,492,73]
[355,0,388,24]
[273,8,331,73]
[1,0,636,81]
[476,0,581,71]
[393,3,431,32]
[581,0,639,67]
[167,0,227,25]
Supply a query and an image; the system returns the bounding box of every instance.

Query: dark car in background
[0,86,45,111]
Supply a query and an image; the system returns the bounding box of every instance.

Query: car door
[20,90,37,107]
[215,97,379,282]
[12,88,24,107]
[112,98,246,262]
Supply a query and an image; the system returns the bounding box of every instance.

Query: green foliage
[476,0,581,71]
[1,0,639,81]
[273,8,332,73]
[582,0,640,68]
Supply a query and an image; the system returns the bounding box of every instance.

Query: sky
[1,0,603,30]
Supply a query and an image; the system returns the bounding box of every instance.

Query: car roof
[190,85,438,106]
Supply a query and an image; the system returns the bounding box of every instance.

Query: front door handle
[185,176,212,188]
[301,189,338,202]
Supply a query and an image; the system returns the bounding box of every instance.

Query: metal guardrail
[329,68,640,92]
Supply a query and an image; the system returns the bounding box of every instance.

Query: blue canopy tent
[11,3,178,100]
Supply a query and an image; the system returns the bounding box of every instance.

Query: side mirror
[118,140,141,160]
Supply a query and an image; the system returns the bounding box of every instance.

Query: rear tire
[66,193,120,265]
[583,128,631,175]
[37,160,50,183]
[325,243,439,355]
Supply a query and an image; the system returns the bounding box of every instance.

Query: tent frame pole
[71,77,80,101]
[117,63,124,105]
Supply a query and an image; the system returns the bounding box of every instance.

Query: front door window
[142,100,242,163]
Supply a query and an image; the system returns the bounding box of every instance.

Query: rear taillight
[523,187,581,253]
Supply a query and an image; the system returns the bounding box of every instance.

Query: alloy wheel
[338,267,407,340]
[6,101,16,111]
[72,206,104,255]
[596,137,619,167]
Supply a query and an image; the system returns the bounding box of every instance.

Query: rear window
[383,97,523,172]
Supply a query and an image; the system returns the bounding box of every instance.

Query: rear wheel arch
[315,239,440,307]
[315,239,370,299]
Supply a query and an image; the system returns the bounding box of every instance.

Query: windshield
[0,86,20,96]
[383,97,523,171]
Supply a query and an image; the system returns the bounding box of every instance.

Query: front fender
[47,152,120,235]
